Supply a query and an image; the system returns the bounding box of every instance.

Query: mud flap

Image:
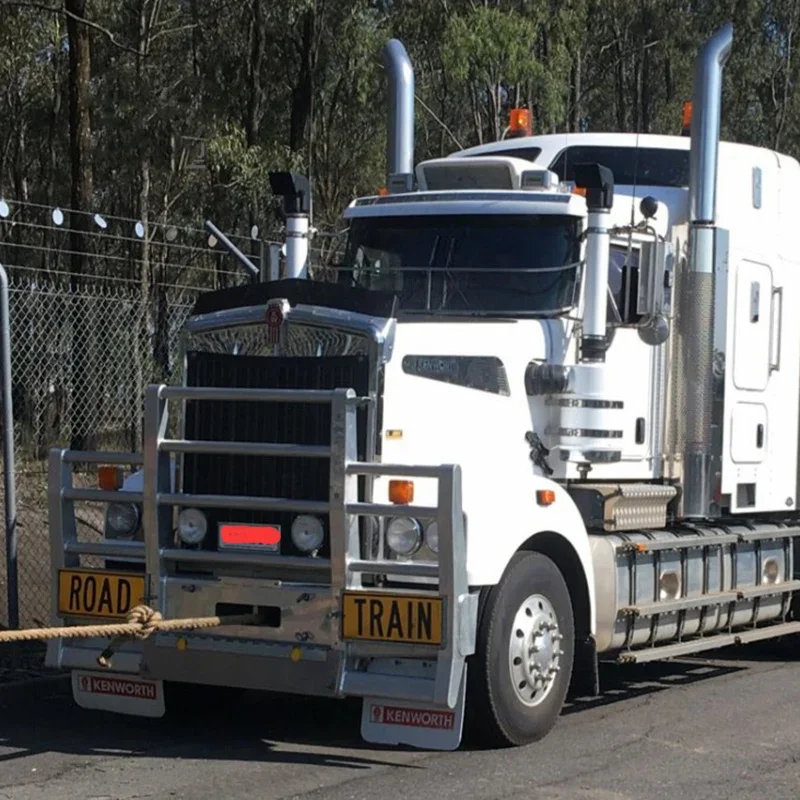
[72,670,165,718]
[360,667,467,751]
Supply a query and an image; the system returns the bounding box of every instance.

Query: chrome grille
[182,350,370,557]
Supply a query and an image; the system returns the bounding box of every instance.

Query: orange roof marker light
[507,107,533,138]
[681,100,693,137]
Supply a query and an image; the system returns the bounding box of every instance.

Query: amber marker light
[681,100,693,136]
[537,489,556,506]
[508,107,533,137]
[389,480,415,505]
[98,465,123,491]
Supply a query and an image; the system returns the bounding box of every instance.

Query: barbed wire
[0,197,261,246]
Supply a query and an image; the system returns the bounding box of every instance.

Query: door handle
[770,286,783,373]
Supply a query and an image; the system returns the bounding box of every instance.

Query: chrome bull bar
[48,383,475,709]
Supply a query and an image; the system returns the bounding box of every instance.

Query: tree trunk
[289,6,317,153]
[44,20,62,277]
[66,0,93,451]
[571,47,583,132]
[246,0,265,237]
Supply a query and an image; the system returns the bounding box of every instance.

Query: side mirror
[637,238,673,346]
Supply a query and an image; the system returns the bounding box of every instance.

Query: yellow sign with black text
[57,569,145,619]
[342,592,443,645]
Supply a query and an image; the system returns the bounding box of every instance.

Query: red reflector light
[219,523,281,549]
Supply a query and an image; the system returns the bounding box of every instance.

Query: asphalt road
[2,647,800,800]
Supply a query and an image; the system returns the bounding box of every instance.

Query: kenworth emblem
[265,299,287,345]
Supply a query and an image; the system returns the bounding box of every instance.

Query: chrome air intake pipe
[382,39,415,193]
[681,22,733,518]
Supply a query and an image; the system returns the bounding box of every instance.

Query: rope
[0,605,258,668]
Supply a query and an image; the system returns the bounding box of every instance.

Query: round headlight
[386,517,422,557]
[291,515,325,553]
[106,502,140,539]
[177,508,208,545]
[425,520,439,554]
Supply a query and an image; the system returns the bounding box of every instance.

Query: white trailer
[46,22,800,750]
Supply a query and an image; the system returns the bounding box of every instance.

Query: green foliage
[2,0,800,235]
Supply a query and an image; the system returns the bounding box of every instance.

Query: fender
[462,475,596,636]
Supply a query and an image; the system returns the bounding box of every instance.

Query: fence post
[0,263,17,628]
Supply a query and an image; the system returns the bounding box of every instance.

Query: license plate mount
[218,522,281,552]
[57,568,146,620]
[342,592,444,645]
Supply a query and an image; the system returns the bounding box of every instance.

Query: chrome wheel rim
[508,593,563,707]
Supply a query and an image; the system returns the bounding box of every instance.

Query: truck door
[730,259,774,468]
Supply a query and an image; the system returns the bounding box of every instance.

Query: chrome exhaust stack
[382,39,415,193]
[681,22,733,518]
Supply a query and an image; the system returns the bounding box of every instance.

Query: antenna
[630,128,641,226]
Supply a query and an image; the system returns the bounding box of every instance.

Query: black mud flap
[568,634,599,698]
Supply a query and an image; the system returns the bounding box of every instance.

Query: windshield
[337,214,582,316]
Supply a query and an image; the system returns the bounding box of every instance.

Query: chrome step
[618,580,800,618]
[613,620,800,664]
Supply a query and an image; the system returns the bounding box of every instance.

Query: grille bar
[159,492,329,514]
[161,439,331,459]
[163,386,339,403]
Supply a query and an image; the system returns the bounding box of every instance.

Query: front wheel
[466,551,574,747]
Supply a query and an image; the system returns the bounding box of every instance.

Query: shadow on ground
[0,643,789,766]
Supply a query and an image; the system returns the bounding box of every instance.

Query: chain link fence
[0,198,285,631]
[0,278,198,629]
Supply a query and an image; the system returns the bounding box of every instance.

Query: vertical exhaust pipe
[689,22,734,226]
[382,39,415,193]
[682,22,733,518]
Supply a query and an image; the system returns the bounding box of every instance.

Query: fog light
[106,502,140,539]
[386,517,422,557]
[659,570,680,600]
[177,508,208,545]
[425,520,439,554]
[291,515,325,553]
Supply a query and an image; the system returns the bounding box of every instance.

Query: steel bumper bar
[48,384,476,709]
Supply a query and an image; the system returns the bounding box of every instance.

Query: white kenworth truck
[46,22,800,750]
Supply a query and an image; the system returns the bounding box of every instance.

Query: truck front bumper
[47,384,477,712]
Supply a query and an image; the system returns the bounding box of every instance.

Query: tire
[466,551,574,748]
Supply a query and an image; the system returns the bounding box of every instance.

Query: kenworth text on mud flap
[45,22,800,750]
